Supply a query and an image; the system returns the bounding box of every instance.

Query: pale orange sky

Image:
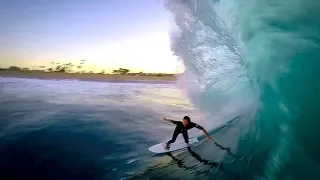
[0,0,183,73]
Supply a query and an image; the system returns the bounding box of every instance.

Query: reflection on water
[130,140,249,180]
[135,88,194,109]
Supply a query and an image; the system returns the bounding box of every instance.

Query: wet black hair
[183,116,191,122]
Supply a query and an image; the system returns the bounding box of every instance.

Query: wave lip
[165,0,320,179]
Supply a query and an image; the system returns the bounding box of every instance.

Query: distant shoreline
[0,71,177,84]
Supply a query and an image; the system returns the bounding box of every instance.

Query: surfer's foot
[164,143,170,150]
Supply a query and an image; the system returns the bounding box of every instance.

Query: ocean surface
[1,77,245,180]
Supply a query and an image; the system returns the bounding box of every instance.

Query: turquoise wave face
[165,0,320,178]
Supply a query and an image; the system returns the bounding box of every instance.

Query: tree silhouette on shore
[112,68,130,75]
[47,61,86,73]
[1,60,176,76]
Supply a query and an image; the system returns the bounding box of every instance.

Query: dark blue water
[2,77,230,180]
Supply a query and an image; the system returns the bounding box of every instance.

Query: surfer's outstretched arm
[163,117,174,123]
[202,128,213,140]
[193,123,213,141]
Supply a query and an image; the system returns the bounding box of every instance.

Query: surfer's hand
[163,117,174,123]
[202,129,213,141]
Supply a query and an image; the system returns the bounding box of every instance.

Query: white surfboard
[148,137,199,154]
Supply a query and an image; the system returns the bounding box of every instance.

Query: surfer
[163,116,213,150]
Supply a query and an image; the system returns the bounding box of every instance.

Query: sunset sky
[0,0,182,73]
